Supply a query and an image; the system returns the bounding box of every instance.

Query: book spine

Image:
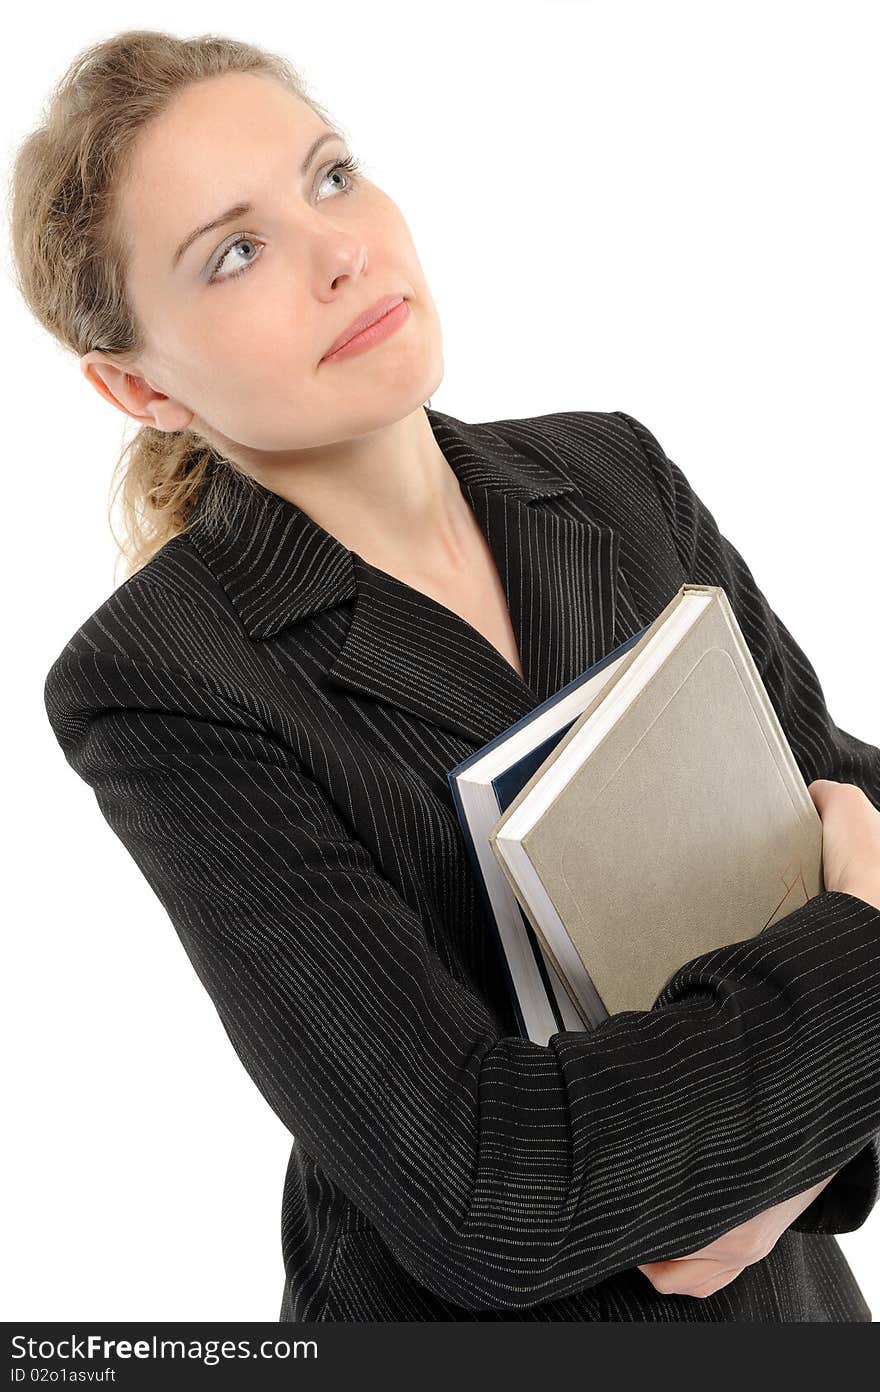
[446,771,531,1040]
[488,829,608,1031]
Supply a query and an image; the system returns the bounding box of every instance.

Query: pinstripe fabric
[43,405,880,1322]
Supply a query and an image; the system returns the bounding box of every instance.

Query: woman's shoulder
[48,529,224,657]
[43,531,247,745]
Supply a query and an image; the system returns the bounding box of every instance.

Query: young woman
[15,29,880,1322]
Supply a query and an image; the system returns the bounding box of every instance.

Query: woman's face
[88,70,443,456]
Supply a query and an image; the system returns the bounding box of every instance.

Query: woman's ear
[79,350,194,432]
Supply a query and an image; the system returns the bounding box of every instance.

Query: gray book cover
[489,585,824,1029]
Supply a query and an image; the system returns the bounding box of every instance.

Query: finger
[808,778,841,807]
[638,1257,730,1294]
[687,1266,746,1299]
[638,1255,725,1276]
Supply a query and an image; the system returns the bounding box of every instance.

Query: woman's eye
[208,236,261,283]
[207,153,364,285]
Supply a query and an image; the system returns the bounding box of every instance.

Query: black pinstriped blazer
[43,405,880,1322]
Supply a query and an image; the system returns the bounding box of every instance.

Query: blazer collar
[186,406,620,743]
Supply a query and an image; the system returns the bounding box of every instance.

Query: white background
[3,0,878,1321]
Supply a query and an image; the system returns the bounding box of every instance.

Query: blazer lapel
[187,407,620,747]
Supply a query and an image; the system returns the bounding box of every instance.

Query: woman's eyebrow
[171,129,345,270]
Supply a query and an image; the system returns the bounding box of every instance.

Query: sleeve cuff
[788,1130,880,1234]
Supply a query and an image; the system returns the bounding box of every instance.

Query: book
[488,584,824,1032]
[447,620,657,1044]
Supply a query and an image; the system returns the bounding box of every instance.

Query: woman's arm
[639,779,880,1296]
[44,630,880,1310]
[614,409,880,1236]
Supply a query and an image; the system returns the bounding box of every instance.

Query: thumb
[808,778,838,808]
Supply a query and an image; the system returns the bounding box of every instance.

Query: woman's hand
[808,779,880,910]
[637,1172,838,1298]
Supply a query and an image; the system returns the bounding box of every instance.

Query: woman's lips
[320,298,411,363]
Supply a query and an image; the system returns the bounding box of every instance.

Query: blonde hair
[8,28,342,584]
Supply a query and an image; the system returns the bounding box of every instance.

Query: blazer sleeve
[614,408,880,1237]
[44,632,880,1311]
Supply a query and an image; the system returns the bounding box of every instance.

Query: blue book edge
[447,624,651,1039]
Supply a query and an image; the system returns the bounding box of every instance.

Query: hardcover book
[487,585,823,1031]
